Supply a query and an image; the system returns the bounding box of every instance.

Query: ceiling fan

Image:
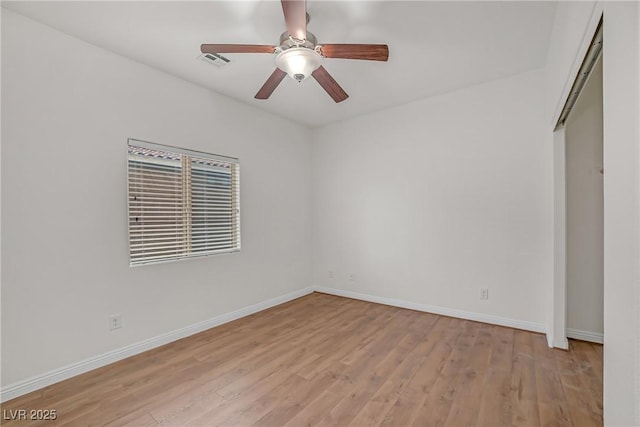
[200,0,389,103]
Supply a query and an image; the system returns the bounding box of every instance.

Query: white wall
[546,1,640,423]
[565,57,603,339]
[601,3,640,425]
[311,69,553,329]
[1,9,312,387]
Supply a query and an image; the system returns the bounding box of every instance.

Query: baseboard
[0,286,314,403]
[546,331,555,348]
[315,286,547,334]
[547,331,569,350]
[566,328,604,344]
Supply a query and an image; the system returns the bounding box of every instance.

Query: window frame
[127,138,240,267]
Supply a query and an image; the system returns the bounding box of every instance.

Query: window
[127,139,240,266]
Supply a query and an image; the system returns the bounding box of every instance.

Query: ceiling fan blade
[201,44,277,54]
[312,66,348,103]
[319,44,389,61]
[281,0,307,41]
[255,68,287,100]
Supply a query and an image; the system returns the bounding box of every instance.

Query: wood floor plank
[2,293,603,427]
[252,372,338,426]
[313,308,418,426]
[381,316,456,426]
[532,334,574,426]
[409,318,474,426]
[570,340,603,407]
[475,326,516,426]
[510,330,541,427]
[281,380,353,427]
[348,328,436,426]
[443,322,493,426]
[553,342,602,427]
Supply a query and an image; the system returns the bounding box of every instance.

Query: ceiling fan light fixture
[275,47,322,82]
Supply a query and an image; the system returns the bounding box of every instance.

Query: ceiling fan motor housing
[279,31,317,49]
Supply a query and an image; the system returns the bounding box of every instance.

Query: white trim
[566,328,604,344]
[635,8,640,423]
[0,286,313,403]
[553,126,569,350]
[314,286,547,335]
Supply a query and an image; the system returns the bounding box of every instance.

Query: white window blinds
[127,139,240,266]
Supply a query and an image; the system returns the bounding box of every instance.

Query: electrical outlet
[349,274,356,282]
[328,271,334,279]
[480,288,489,300]
[109,314,122,331]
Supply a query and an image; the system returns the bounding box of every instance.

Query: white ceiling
[2,1,557,128]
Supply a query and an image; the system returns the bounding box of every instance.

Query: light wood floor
[2,292,603,426]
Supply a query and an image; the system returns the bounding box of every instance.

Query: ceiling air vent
[199,52,230,67]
